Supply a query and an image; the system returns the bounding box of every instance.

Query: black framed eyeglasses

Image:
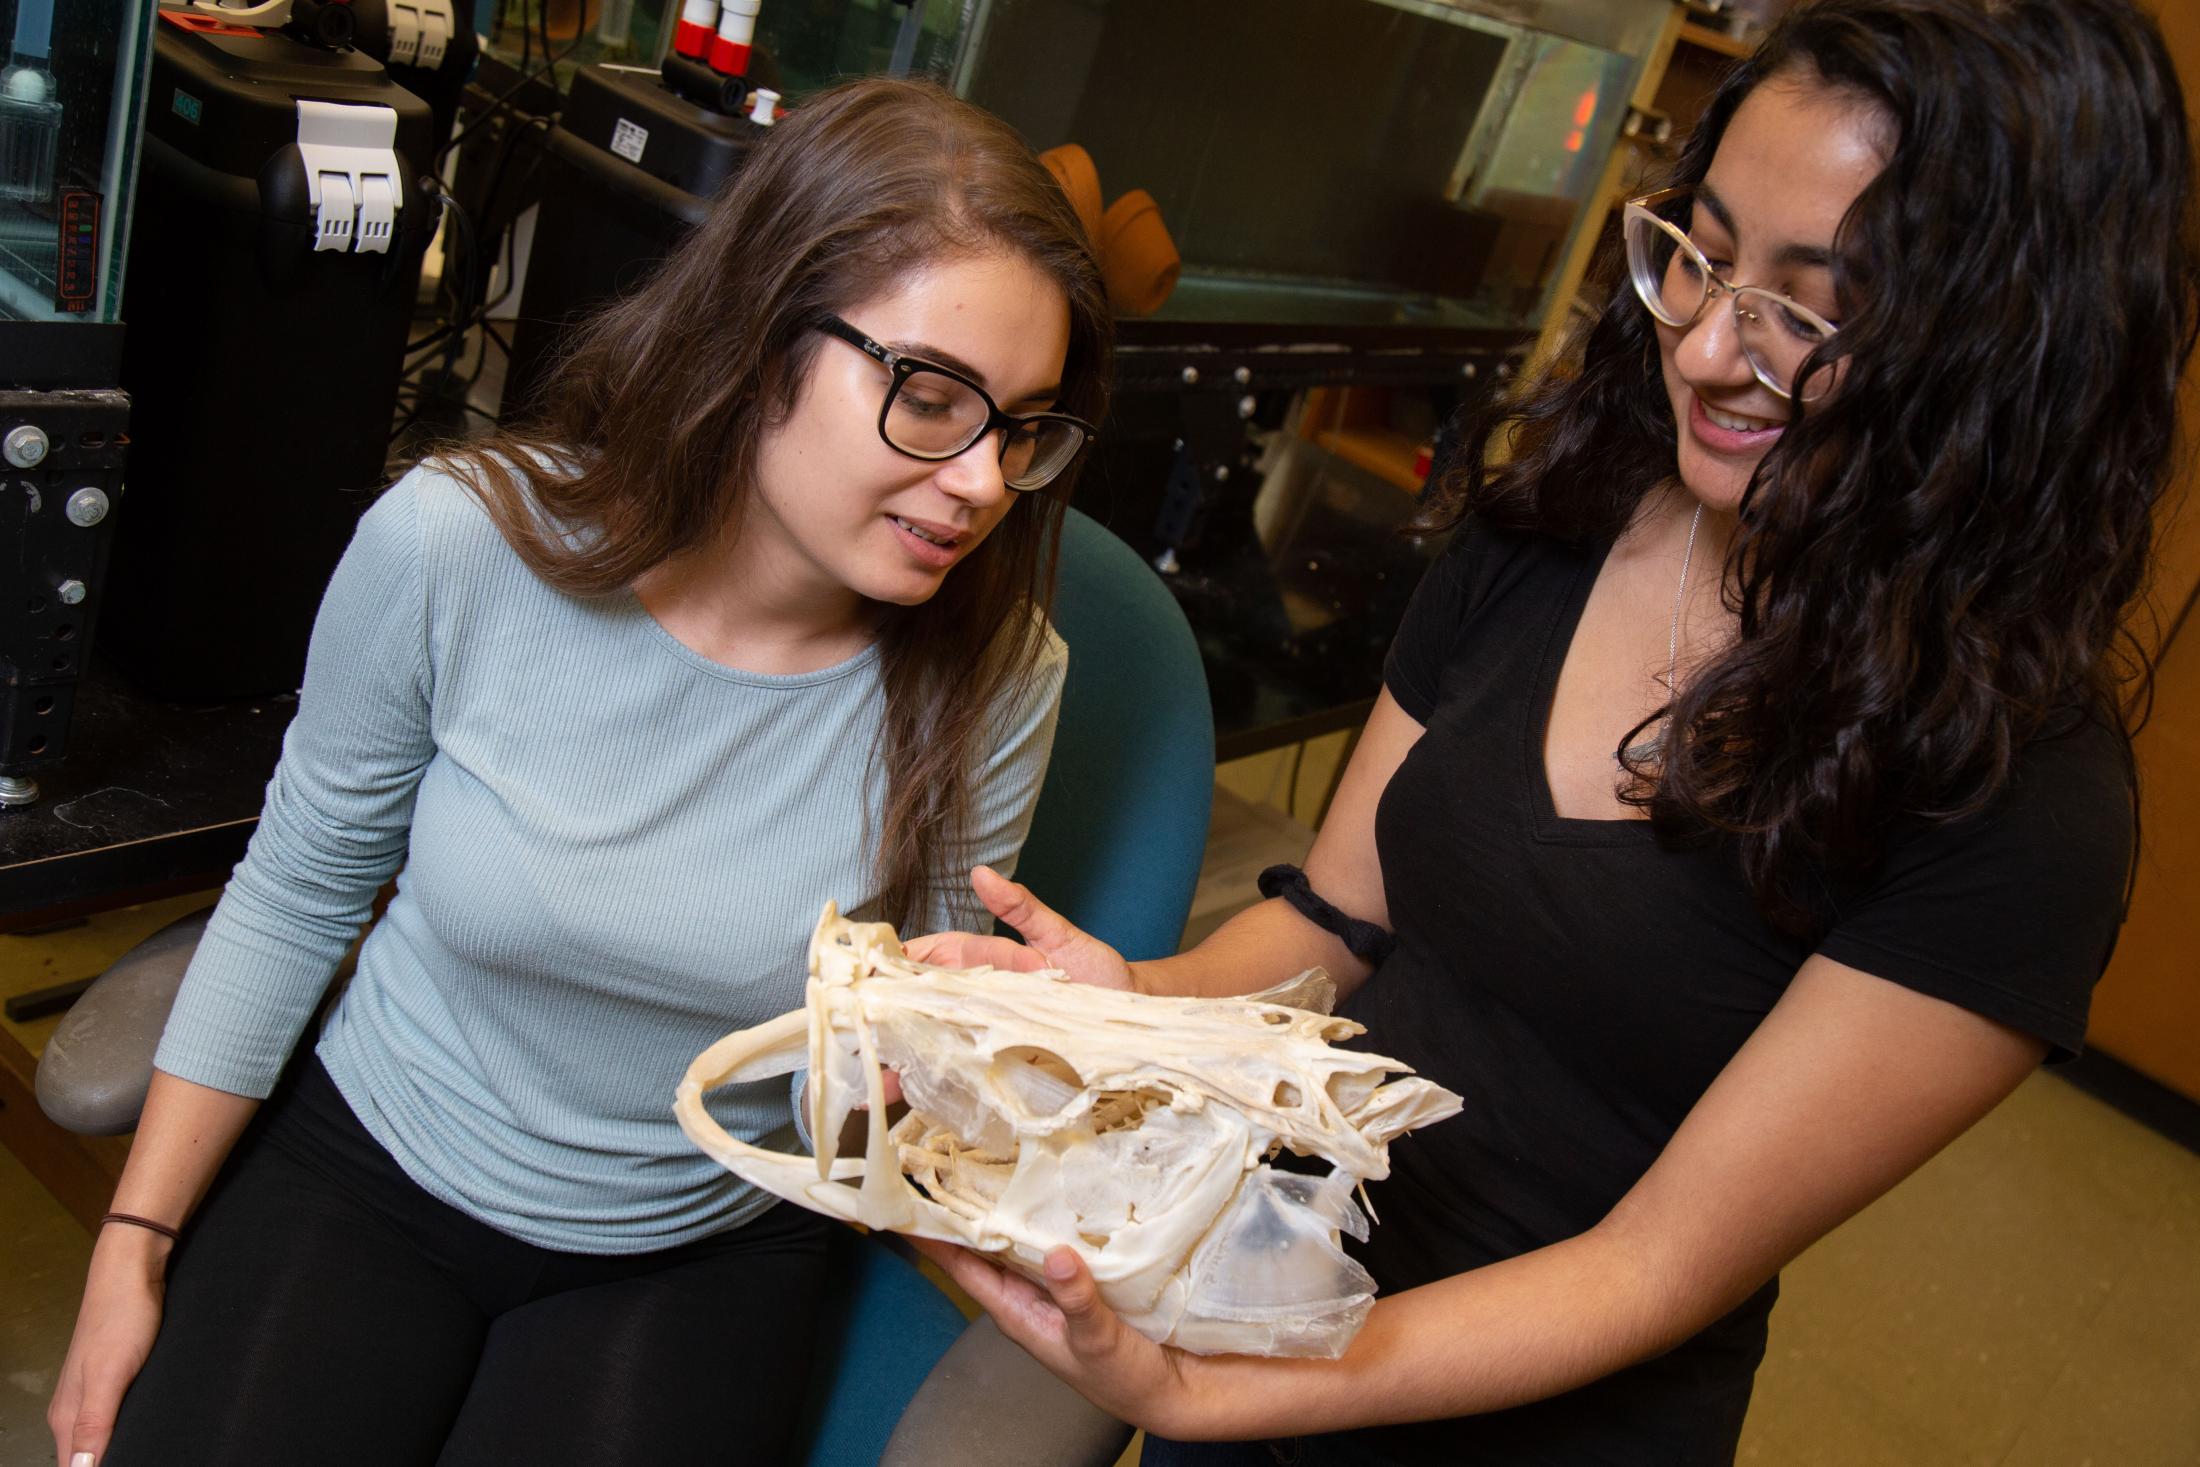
[814,315,1096,492]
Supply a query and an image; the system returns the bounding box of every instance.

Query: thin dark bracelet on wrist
[101,1211,183,1243]
[1257,864,1397,967]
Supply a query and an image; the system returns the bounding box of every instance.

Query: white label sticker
[609,118,649,165]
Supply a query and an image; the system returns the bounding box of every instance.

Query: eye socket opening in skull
[1326,1070,1382,1114]
[1273,1081,1303,1109]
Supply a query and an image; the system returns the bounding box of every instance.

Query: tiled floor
[3,793,2198,1466]
[1739,1072,2200,1465]
[0,1140,90,1467]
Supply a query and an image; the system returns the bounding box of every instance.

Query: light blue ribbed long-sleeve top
[154,465,1066,1252]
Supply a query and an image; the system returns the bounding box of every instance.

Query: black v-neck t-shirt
[1321,524,2131,1466]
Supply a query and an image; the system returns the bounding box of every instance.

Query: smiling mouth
[1700,400,1782,433]
[891,515,960,548]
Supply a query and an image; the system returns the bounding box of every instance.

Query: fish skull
[674,904,1461,1357]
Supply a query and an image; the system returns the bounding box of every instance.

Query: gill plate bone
[675,904,1461,1357]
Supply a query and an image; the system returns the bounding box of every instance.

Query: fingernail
[1045,1248,1077,1280]
[74,1453,96,1467]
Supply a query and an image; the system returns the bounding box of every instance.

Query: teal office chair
[1013,506,1217,962]
[839,506,1217,1467]
[37,505,1214,1467]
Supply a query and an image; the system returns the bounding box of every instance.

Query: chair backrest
[1014,506,1215,961]
[803,508,1208,1467]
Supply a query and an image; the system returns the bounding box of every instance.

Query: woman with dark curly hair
[913,1,2197,1461]
[49,77,1108,1467]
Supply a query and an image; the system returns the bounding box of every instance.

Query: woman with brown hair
[48,77,1108,1467]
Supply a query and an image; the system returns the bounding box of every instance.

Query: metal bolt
[4,424,48,469]
[1179,366,1200,386]
[1212,465,1230,482]
[1461,362,1478,379]
[65,487,110,527]
[1237,395,1257,419]
[0,774,39,808]
[57,579,87,605]
[1232,366,1251,386]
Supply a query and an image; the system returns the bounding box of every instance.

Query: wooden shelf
[1677,20,1754,59]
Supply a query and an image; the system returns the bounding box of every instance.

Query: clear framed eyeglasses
[1622,187,1841,402]
[814,315,1097,492]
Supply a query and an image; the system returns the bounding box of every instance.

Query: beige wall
[2085,0,2200,1099]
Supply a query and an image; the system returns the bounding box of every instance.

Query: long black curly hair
[1424,0,2198,934]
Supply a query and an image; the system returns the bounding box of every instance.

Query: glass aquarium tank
[479,0,1667,334]
[955,0,1670,333]
[0,0,155,323]
[747,0,969,96]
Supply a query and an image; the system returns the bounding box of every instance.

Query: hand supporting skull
[674,904,1460,1358]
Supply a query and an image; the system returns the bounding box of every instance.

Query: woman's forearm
[103,1069,262,1256]
[1130,897,1372,1001]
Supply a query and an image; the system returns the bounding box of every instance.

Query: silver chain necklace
[1620,501,1704,768]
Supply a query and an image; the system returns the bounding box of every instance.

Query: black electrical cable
[465,112,551,309]
[403,107,545,364]
[473,209,527,315]
[403,189,481,356]
[470,113,553,250]
[395,104,546,440]
[465,311,515,392]
[440,187,479,322]
[401,315,474,363]
[394,384,499,426]
[535,0,557,89]
[432,28,580,173]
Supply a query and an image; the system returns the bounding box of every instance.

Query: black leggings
[106,1058,832,1467]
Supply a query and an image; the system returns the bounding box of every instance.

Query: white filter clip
[387,0,453,67]
[387,0,420,63]
[183,0,295,25]
[416,0,452,68]
[295,99,404,254]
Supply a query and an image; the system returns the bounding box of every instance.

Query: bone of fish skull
[674,903,1462,1357]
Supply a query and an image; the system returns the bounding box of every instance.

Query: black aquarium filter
[502,63,765,419]
[99,13,438,701]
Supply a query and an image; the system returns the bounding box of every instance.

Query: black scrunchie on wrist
[1257,864,1397,967]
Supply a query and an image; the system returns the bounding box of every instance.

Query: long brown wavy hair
[1426,0,2196,934]
[438,78,1112,928]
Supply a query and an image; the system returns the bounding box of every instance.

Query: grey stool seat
[36,906,212,1135]
[883,1315,1133,1467]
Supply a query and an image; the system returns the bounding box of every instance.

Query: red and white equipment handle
[673,0,717,59]
[708,0,761,76]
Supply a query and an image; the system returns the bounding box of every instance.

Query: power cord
[432,23,580,174]
[403,111,548,366]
